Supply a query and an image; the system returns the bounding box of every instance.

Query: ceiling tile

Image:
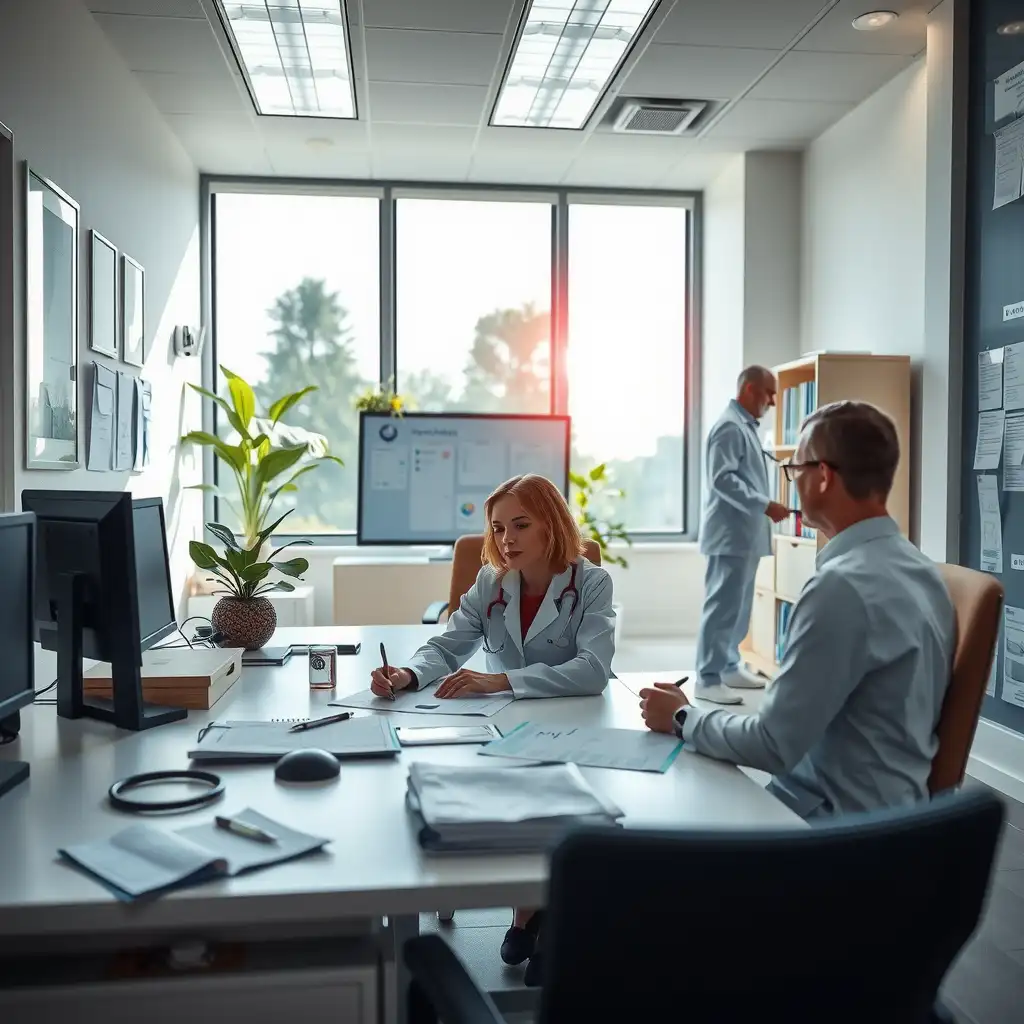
[260,120,372,178]
[706,97,853,142]
[92,13,230,75]
[370,125,477,180]
[654,151,738,189]
[624,44,778,100]
[87,0,205,15]
[164,113,272,174]
[135,70,248,115]
[748,50,914,103]
[562,133,700,189]
[362,0,513,34]
[468,126,586,184]
[368,82,489,126]
[796,1,929,56]
[365,29,504,87]
[653,0,831,49]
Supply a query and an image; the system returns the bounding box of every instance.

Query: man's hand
[435,669,511,699]
[766,501,790,524]
[639,683,691,734]
[370,666,414,698]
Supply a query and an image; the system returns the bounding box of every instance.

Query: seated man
[641,401,956,819]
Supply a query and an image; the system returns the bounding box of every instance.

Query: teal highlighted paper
[478,721,683,774]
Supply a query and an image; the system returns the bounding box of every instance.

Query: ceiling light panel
[491,0,661,130]
[218,1,356,118]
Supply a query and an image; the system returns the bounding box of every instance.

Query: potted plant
[182,365,343,551]
[189,511,310,650]
[354,378,408,416]
[571,463,632,646]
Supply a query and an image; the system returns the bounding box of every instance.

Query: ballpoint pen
[673,676,689,688]
[214,816,278,844]
[288,710,352,732]
[380,642,396,701]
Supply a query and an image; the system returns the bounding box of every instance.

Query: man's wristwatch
[672,706,689,739]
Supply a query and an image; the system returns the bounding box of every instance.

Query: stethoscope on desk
[482,562,581,654]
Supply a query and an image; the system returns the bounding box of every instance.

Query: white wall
[0,0,202,619]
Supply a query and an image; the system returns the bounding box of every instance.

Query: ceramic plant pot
[212,596,277,651]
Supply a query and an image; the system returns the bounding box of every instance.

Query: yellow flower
[390,395,403,411]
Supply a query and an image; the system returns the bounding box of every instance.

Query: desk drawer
[754,555,775,591]
[775,539,816,601]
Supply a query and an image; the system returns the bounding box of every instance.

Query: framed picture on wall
[89,230,117,358]
[24,165,80,471]
[121,252,144,368]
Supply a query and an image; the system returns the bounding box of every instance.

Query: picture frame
[89,230,118,358]
[0,121,14,504]
[24,164,80,471]
[121,252,145,367]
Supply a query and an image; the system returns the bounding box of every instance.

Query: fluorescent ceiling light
[491,0,661,130]
[218,2,356,118]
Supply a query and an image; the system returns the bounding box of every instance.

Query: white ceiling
[84,0,936,189]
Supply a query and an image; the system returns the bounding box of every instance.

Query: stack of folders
[406,762,623,854]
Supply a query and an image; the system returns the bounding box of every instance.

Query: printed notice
[979,348,1004,411]
[1003,606,1024,708]
[993,116,1024,210]
[1006,342,1024,409]
[1006,412,1024,466]
[1005,301,1024,322]
[974,410,1005,470]
[978,474,1003,573]
[987,652,998,697]
[995,59,1024,124]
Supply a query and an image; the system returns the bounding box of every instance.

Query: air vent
[612,100,706,135]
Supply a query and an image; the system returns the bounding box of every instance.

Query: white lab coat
[405,559,615,699]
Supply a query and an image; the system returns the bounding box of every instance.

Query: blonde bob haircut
[482,474,585,575]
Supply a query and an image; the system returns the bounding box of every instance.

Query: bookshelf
[739,352,912,681]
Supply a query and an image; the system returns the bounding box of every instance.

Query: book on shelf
[774,486,817,540]
[781,381,817,445]
[776,601,795,663]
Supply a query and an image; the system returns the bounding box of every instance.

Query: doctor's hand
[766,501,790,524]
[435,669,511,699]
[370,666,414,698]
[639,684,690,734]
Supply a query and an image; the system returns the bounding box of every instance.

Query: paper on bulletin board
[993,116,1024,210]
[1003,606,1024,708]
[978,474,1003,573]
[979,348,1004,411]
[1005,412,1024,467]
[87,361,116,471]
[1004,342,1024,409]
[114,371,135,471]
[995,59,1024,124]
[987,652,998,697]
[974,410,1005,470]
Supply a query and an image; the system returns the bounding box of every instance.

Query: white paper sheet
[330,686,516,718]
[87,361,116,471]
[477,722,685,774]
[132,377,145,472]
[974,410,1005,470]
[979,348,1004,411]
[140,379,152,467]
[995,59,1024,123]
[978,474,1004,573]
[994,116,1024,210]
[114,371,135,470]
[1006,412,1024,467]
[1005,342,1024,410]
[1003,606,1024,708]
[986,653,998,697]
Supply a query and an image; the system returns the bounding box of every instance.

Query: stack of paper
[406,762,622,853]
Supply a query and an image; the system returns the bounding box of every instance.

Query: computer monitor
[357,412,571,546]
[20,491,185,731]
[0,513,35,800]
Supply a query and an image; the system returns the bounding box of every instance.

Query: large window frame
[202,177,702,543]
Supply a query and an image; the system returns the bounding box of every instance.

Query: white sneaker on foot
[722,666,766,690]
[694,684,743,705]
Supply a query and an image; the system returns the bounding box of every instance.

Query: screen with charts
[357,412,570,544]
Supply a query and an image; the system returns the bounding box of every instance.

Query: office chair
[404,790,1003,1024]
[422,535,602,624]
[930,565,1003,795]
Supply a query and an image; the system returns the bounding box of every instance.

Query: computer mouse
[274,748,340,783]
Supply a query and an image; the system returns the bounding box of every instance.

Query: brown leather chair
[930,564,1004,795]
[422,535,602,624]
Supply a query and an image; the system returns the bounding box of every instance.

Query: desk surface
[0,626,800,939]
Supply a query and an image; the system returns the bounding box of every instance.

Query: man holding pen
[696,366,789,704]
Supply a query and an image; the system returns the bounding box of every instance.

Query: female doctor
[369,472,616,979]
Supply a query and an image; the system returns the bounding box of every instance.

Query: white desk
[0,625,800,1019]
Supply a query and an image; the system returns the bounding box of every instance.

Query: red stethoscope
[482,562,581,654]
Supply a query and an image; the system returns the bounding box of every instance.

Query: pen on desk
[380,642,396,701]
[215,816,277,844]
[673,676,689,688]
[289,710,352,732]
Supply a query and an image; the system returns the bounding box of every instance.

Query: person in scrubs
[641,401,956,821]
[370,472,615,983]
[697,366,790,704]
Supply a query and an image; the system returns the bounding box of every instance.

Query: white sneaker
[722,666,766,690]
[694,684,743,705]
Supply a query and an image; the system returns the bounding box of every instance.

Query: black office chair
[404,790,1003,1024]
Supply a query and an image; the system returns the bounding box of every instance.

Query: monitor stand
[55,572,186,732]
[0,761,29,800]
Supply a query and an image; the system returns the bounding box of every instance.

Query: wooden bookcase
[739,352,912,680]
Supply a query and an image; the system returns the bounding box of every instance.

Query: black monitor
[20,490,185,731]
[0,513,35,799]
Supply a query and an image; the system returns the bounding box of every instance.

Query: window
[567,202,689,532]
[212,191,380,533]
[395,197,552,414]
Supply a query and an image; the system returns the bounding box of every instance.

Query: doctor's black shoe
[499,910,543,966]
[524,950,545,988]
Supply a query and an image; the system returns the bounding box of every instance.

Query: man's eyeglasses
[782,460,839,482]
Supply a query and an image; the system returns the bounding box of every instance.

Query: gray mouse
[274,748,340,783]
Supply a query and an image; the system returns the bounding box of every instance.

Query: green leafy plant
[182,365,343,548]
[189,510,310,600]
[353,378,408,416]
[571,463,633,569]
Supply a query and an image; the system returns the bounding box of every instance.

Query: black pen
[288,710,352,732]
[380,642,396,701]
[215,816,277,844]
[673,676,689,688]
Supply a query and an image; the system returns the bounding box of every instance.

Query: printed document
[331,686,515,718]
